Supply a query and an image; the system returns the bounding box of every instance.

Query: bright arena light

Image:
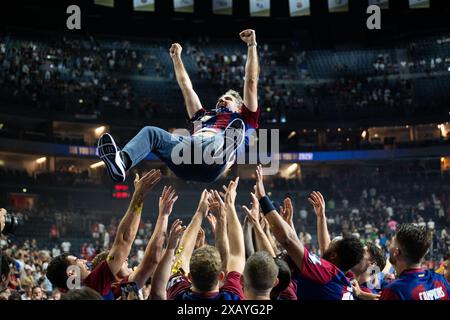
[36,157,46,164]
[90,161,105,169]
[95,126,106,135]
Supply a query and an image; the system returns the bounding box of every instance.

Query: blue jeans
[122,126,228,183]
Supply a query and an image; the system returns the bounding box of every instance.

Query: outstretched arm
[129,186,178,289]
[254,165,305,271]
[150,219,185,300]
[243,217,255,258]
[243,193,276,257]
[173,190,210,274]
[170,43,203,119]
[209,190,229,272]
[239,29,259,112]
[309,191,330,255]
[223,178,246,274]
[107,170,161,276]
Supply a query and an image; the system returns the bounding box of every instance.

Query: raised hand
[254,164,266,200]
[206,214,217,235]
[308,191,326,218]
[195,227,206,249]
[242,192,260,226]
[196,189,212,216]
[208,190,224,218]
[169,43,182,59]
[159,186,178,216]
[133,170,161,201]
[280,197,294,225]
[239,29,256,46]
[223,177,239,205]
[167,219,185,250]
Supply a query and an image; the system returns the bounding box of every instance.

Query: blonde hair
[225,89,243,106]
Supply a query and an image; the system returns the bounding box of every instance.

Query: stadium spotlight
[36,157,46,164]
[22,188,27,193]
[288,131,296,139]
[90,161,105,169]
[361,130,367,139]
[95,126,106,136]
[287,163,299,175]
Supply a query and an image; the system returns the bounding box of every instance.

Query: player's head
[188,245,224,292]
[46,253,90,291]
[366,242,386,271]
[270,257,291,298]
[91,250,130,278]
[389,224,431,268]
[322,236,366,272]
[243,252,279,299]
[216,90,243,113]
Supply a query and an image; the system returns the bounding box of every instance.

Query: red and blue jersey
[190,104,259,135]
[166,271,244,301]
[380,268,450,300]
[294,248,354,300]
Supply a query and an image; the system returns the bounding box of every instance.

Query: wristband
[259,196,276,215]
[248,42,257,47]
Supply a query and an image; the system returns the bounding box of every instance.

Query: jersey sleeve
[220,271,244,300]
[279,280,298,300]
[299,247,337,285]
[240,104,259,129]
[166,274,191,300]
[83,260,116,296]
[190,108,206,122]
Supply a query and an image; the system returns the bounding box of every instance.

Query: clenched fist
[239,29,256,46]
[169,43,182,59]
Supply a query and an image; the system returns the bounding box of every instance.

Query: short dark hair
[244,252,279,295]
[61,287,102,300]
[189,246,222,292]
[366,242,386,271]
[334,237,365,272]
[46,254,71,290]
[271,257,291,296]
[395,224,431,264]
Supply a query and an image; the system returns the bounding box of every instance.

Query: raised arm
[239,29,259,112]
[242,193,276,257]
[209,190,229,272]
[129,186,178,289]
[173,189,210,274]
[243,217,255,258]
[150,219,185,300]
[254,165,305,271]
[223,178,246,274]
[169,43,203,119]
[308,191,330,255]
[107,170,161,276]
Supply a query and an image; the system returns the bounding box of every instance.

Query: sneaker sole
[97,133,126,182]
